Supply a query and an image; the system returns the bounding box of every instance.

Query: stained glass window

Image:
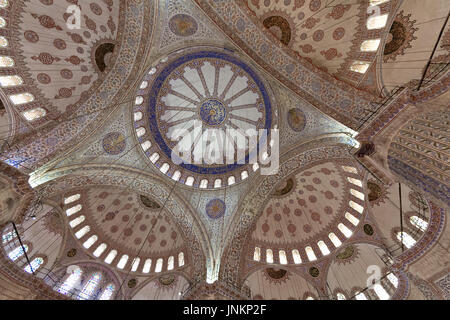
[2,230,17,243]
[178,252,185,267]
[99,283,115,300]
[58,267,82,295]
[373,283,389,300]
[24,257,44,273]
[266,249,273,263]
[167,256,174,270]
[279,250,287,264]
[387,273,399,288]
[337,292,346,300]
[396,231,416,249]
[155,258,163,273]
[253,247,261,261]
[410,216,428,232]
[8,245,28,261]
[78,272,102,300]
[355,292,368,300]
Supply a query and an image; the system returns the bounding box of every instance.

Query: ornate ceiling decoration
[133,47,278,189]
[249,160,367,264]
[61,186,187,273]
[5,0,122,123]
[193,0,385,130]
[33,169,210,282]
[2,0,154,172]
[219,140,358,283]
[245,0,359,75]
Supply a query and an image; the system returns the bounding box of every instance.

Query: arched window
[58,267,82,295]
[83,235,98,249]
[199,179,208,189]
[104,250,117,264]
[396,231,416,249]
[2,230,17,243]
[328,233,342,247]
[387,273,399,288]
[336,292,346,300]
[253,247,261,262]
[140,81,148,89]
[155,258,163,273]
[305,246,317,262]
[410,216,428,232]
[0,75,23,87]
[66,204,82,217]
[350,189,365,200]
[75,226,90,239]
[360,39,381,52]
[0,36,8,47]
[69,216,85,228]
[279,250,287,264]
[143,259,152,273]
[172,171,181,181]
[338,223,353,238]
[136,127,146,137]
[349,201,364,214]
[373,283,389,300]
[150,152,160,163]
[64,194,80,204]
[266,249,273,263]
[345,212,360,226]
[99,283,115,300]
[318,241,330,256]
[131,258,140,272]
[24,257,44,273]
[178,252,185,267]
[141,141,151,151]
[167,256,174,270]
[185,176,194,186]
[355,291,368,300]
[367,14,388,30]
[117,255,129,269]
[9,92,34,105]
[347,177,362,187]
[342,166,358,174]
[8,245,28,261]
[22,108,46,121]
[93,243,107,257]
[134,111,143,121]
[292,249,302,264]
[0,56,14,67]
[79,272,102,300]
[135,96,144,105]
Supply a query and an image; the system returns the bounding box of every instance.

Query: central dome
[133,49,276,188]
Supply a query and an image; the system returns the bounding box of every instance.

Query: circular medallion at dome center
[199,99,227,126]
[135,49,277,187]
